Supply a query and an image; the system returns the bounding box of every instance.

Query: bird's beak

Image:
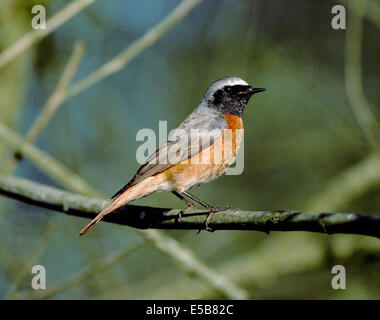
[250,87,266,95]
[236,86,266,96]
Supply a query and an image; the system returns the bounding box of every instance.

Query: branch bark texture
[1,174,379,239]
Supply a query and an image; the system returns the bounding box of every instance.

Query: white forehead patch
[202,77,249,101]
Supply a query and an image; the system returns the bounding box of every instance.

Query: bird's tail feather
[79,185,138,236]
[79,199,121,236]
[79,176,161,236]
[79,213,104,236]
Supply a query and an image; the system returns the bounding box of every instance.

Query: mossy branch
[1,174,379,239]
[0,173,249,300]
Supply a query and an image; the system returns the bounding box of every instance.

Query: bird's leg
[181,191,230,212]
[181,191,230,232]
[172,191,197,220]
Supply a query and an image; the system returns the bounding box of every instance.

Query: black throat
[208,85,252,117]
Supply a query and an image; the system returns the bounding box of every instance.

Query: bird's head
[203,76,265,117]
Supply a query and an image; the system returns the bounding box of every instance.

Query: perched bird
[80,76,265,235]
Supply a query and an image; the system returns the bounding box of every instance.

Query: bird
[79,76,265,235]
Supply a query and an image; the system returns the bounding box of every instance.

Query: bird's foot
[209,205,230,213]
[177,204,197,222]
[197,216,215,234]
[197,205,230,234]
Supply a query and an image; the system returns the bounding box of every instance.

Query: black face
[209,85,265,117]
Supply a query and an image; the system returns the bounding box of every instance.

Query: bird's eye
[224,86,232,93]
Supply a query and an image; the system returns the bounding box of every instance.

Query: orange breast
[223,113,244,130]
[222,113,243,155]
[156,113,244,192]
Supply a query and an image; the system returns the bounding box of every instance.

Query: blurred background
[0,0,379,299]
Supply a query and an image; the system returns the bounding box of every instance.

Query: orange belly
[156,113,244,192]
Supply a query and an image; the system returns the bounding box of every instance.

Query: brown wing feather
[111,111,227,199]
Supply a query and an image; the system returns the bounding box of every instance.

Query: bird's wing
[111,111,227,198]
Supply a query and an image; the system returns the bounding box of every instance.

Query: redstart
[80,77,265,235]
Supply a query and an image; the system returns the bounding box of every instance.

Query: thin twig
[0,0,95,69]
[4,41,86,173]
[15,242,146,300]
[140,228,249,300]
[1,174,380,239]
[1,0,204,133]
[0,122,101,197]
[306,154,380,211]
[307,0,380,212]
[345,0,380,149]
[2,42,85,298]
[366,0,380,29]
[67,0,204,98]
[339,0,380,30]
[102,233,325,299]
[5,221,58,299]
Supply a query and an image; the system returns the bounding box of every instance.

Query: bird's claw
[197,220,215,234]
[196,205,230,234]
[177,210,183,222]
[204,222,214,232]
[177,204,197,222]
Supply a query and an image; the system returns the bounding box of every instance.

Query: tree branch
[306,0,380,213]
[0,122,101,197]
[6,221,58,299]
[16,242,146,300]
[2,41,86,298]
[4,41,86,173]
[305,154,380,212]
[0,173,249,299]
[0,0,95,69]
[339,0,380,30]
[67,0,204,98]
[1,174,379,239]
[344,0,380,150]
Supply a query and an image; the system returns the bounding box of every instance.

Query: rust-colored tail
[79,199,121,236]
[79,213,104,236]
[79,185,139,236]
[79,176,162,236]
